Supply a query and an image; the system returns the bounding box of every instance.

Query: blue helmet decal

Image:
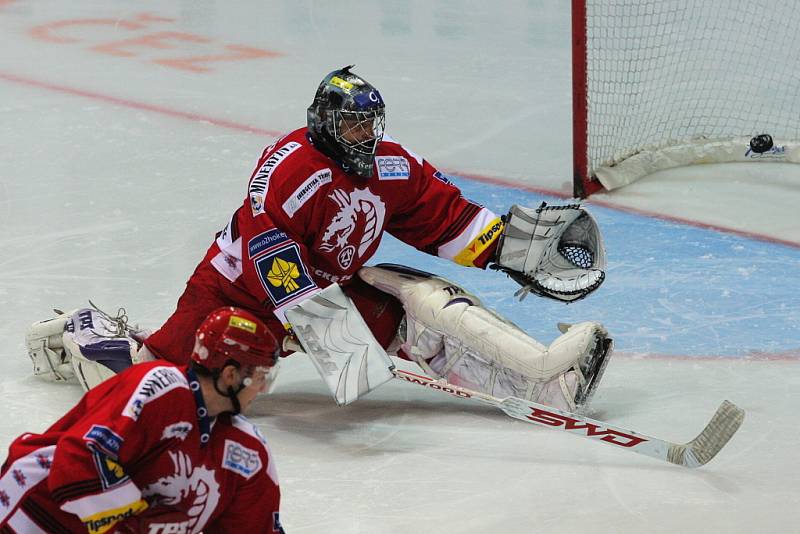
[353,89,384,110]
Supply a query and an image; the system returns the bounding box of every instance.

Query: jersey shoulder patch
[253,243,317,306]
[121,365,189,421]
[222,438,263,480]
[375,155,410,181]
[282,167,333,217]
[249,140,304,216]
[229,415,279,484]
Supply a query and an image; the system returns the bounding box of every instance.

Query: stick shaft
[391,368,743,468]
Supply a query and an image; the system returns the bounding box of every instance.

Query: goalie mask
[494,203,607,303]
[307,65,386,178]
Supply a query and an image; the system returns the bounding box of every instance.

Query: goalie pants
[144,257,406,365]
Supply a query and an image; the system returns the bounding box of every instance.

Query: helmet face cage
[308,66,385,177]
[332,109,385,158]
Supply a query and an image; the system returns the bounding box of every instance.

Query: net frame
[572,0,800,198]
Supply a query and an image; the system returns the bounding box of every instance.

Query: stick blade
[667,400,745,468]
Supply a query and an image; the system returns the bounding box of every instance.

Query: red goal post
[572,0,800,198]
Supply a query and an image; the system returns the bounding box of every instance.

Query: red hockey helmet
[191,307,278,371]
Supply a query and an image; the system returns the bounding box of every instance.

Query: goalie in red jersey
[5,308,285,534]
[28,66,612,415]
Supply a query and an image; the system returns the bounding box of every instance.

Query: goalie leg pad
[63,309,137,391]
[359,264,612,411]
[25,309,79,382]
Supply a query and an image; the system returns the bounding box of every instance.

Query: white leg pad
[359,265,609,411]
[65,335,120,392]
[25,309,79,382]
[62,309,137,391]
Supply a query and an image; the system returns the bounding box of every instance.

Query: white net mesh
[583,0,800,179]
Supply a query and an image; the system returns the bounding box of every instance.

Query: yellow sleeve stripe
[452,217,504,267]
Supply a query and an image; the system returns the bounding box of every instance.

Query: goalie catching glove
[493,202,606,302]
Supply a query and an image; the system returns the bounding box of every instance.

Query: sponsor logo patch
[83,425,124,458]
[81,500,147,534]
[254,244,316,306]
[248,229,289,258]
[329,75,354,93]
[282,168,332,218]
[312,268,353,284]
[453,217,504,267]
[353,89,383,108]
[249,141,302,216]
[222,439,262,479]
[229,315,257,333]
[376,156,410,180]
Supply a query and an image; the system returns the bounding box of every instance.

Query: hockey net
[572,0,800,198]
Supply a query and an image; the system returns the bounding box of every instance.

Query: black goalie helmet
[307,66,386,178]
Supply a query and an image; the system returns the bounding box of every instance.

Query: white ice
[1,1,798,533]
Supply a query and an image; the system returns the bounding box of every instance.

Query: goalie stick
[392,369,745,468]
[285,281,743,467]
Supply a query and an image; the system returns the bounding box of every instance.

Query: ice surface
[1,2,798,532]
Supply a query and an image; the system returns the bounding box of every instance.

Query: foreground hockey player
[4,307,285,534]
[29,66,611,414]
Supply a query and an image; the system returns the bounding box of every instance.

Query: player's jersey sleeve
[384,141,503,268]
[204,416,285,533]
[47,365,193,534]
[210,136,323,327]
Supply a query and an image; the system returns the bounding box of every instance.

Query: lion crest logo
[142,451,220,533]
[320,187,386,269]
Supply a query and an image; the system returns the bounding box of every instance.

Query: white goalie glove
[359,264,613,412]
[493,202,606,302]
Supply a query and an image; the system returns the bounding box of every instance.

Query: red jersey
[0,362,283,534]
[207,128,502,326]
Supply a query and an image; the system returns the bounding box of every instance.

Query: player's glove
[491,202,606,302]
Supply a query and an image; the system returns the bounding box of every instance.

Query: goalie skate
[574,336,613,411]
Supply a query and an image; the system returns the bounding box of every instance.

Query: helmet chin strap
[212,369,247,415]
[225,385,244,415]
